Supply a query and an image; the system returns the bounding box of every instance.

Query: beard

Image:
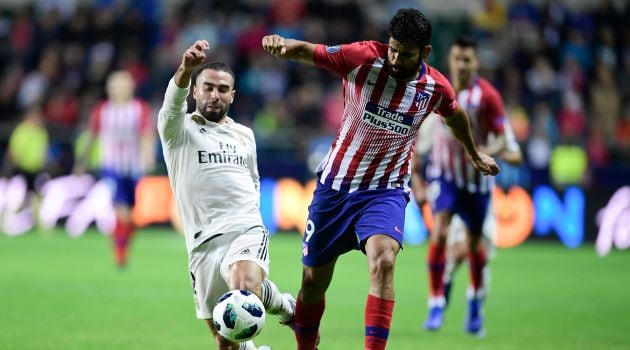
[387,59,423,80]
[198,103,229,123]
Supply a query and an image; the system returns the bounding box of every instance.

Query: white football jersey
[158,78,263,254]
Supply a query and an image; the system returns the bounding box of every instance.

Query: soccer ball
[212,289,266,342]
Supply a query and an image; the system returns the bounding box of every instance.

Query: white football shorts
[188,225,270,319]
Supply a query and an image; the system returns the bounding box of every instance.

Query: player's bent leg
[112,206,134,269]
[228,260,265,297]
[465,233,487,336]
[364,234,399,350]
[294,260,336,350]
[260,279,295,324]
[444,240,468,307]
[425,211,452,331]
[365,234,400,298]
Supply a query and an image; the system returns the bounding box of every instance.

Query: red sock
[113,221,134,266]
[365,294,394,350]
[294,297,325,350]
[428,242,447,297]
[468,245,487,293]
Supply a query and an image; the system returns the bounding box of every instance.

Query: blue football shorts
[427,176,490,236]
[301,181,409,267]
[100,169,138,207]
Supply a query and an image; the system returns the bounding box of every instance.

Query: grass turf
[0,228,628,350]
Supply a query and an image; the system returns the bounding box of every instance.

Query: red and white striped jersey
[89,99,153,176]
[426,77,505,193]
[312,41,458,193]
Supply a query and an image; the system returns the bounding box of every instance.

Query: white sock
[428,295,446,308]
[239,341,256,350]
[260,279,294,323]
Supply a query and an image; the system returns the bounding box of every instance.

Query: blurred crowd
[0,0,628,190]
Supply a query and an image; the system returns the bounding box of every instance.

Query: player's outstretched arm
[444,107,500,176]
[261,34,316,65]
[410,152,428,206]
[174,40,210,88]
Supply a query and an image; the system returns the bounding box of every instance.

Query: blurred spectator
[590,65,620,139]
[549,140,588,187]
[586,126,610,168]
[470,0,507,37]
[615,104,630,161]
[561,29,592,72]
[526,103,553,187]
[2,106,49,191]
[44,85,79,126]
[525,55,560,108]
[321,82,344,135]
[557,90,586,139]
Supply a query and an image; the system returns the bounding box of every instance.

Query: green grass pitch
[1,228,629,350]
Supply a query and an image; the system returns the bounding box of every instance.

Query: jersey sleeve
[480,88,505,134]
[157,78,190,148]
[432,77,458,117]
[313,41,379,78]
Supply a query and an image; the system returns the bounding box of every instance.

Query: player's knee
[433,227,448,243]
[301,269,322,290]
[229,278,260,296]
[468,234,482,249]
[300,268,328,300]
[228,273,262,296]
[229,262,263,294]
[368,248,396,276]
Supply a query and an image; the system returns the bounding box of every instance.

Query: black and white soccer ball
[212,289,266,342]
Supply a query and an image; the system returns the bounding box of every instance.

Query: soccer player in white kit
[157,40,294,350]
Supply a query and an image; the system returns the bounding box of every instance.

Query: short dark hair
[452,36,477,50]
[388,8,432,47]
[192,62,236,85]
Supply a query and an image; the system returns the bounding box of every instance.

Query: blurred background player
[158,39,293,350]
[442,117,523,307]
[74,70,155,268]
[412,104,523,327]
[412,37,506,336]
[262,9,499,350]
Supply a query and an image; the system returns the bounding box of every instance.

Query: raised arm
[444,106,500,176]
[261,34,317,65]
[174,40,210,87]
[158,40,210,148]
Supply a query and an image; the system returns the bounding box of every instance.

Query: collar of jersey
[416,63,427,81]
[191,113,234,126]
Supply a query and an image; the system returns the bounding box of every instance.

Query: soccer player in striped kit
[262,9,500,350]
[158,40,295,350]
[413,37,510,336]
[75,70,155,268]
